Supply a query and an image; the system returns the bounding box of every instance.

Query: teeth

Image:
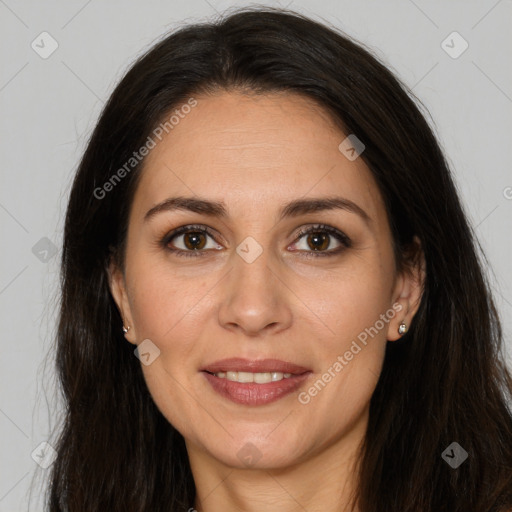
[213,371,294,383]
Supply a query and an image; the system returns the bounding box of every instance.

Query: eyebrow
[143,195,371,226]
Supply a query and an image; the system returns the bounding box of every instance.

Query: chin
[200,431,306,470]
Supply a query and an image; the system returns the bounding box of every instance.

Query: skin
[109,91,424,512]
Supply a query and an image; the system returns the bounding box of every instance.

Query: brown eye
[163,225,223,257]
[290,224,351,257]
[305,232,330,251]
[182,231,207,250]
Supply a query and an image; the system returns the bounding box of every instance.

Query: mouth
[203,370,295,383]
[200,358,312,405]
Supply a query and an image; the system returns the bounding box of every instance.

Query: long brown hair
[45,6,512,511]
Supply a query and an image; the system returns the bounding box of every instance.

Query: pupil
[308,233,328,251]
[185,232,205,250]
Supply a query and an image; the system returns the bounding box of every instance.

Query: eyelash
[160,223,351,259]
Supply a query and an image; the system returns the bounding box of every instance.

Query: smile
[208,371,293,383]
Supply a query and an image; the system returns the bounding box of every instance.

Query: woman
[46,6,512,511]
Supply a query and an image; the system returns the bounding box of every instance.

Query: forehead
[130,91,385,224]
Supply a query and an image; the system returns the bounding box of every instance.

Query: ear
[107,253,137,345]
[387,236,425,341]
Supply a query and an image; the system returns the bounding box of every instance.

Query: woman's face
[109,91,422,470]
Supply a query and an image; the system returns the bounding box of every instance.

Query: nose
[217,245,293,337]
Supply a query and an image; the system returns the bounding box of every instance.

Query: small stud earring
[398,323,408,335]
[122,325,131,333]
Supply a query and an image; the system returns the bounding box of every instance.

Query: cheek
[125,260,214,435]
[308,258,394,342]
[128,257,205,331]
[317,288,390,386]
[304,260,393,402]
[127,258,217,374]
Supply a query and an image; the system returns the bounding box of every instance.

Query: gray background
[1,0,511,509]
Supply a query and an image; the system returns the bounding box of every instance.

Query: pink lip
[200,357,311,375]
[202,371,312,406]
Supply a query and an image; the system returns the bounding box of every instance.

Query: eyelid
[160,224,220,253]
[292,223,351,247]
[288,223,351,258]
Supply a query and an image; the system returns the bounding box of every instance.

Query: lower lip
[202,371,311,406]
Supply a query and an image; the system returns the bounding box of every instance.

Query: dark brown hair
[45,6,512,511]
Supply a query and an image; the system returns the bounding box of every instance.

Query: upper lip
[201,358,311,375]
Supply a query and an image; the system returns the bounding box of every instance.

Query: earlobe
[387,236,425,342]
[386,295,409,342]
[107,256,137,344]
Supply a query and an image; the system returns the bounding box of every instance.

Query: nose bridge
[218,234,292,335]
[231,235,276,305]
[234,236,273,290]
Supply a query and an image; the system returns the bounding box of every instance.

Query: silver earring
[122,325,130,333]
[398,323,408,335]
